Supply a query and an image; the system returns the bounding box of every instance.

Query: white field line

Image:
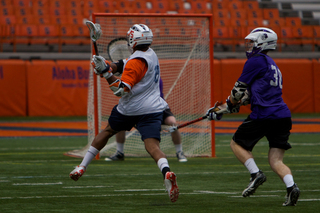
[1,169,320,180]
[63,186,113,189]
[0,190,319,202]
[12,182,63,186]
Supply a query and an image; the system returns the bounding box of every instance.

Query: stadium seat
[0,6,15,16]
[247,18,264,27]
[49,0,65,9]
[313,26,320,47]
[247,9,263,19]
[0,15,16,25]
[268,18,286,27]
[0,0,13,7]
[99,0,116,13]
[229,9,247,19]
[215,18,231,27]
[291,26,314,46]
[190,0,211,14]
[13,0,32,7]
[213,9,229,19]
[228,0,243,10]
[50,16,69,25]
[262,8,280,20]
[151,0,169,13]
[67,15,84,25]
[32,0,49,8]
[229,18,247,27]
[114,0,133,13]
[279,26,296,46]
[132,0,149,13]
[15,6,32,16]
[83,0,99,18]
[168,0,184,12]
[37,24,59,44]
[14,24,38,46]
[16,15,36,24]
[285,17,302,27]
[212,26,232,46]
[242,0,259,11]
[212,0,228,10]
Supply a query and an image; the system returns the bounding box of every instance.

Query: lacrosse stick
[107,37,130,62]
[86,21,102,56]
[161,102,225,133]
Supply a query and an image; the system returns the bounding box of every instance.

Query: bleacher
[0,0,320,55]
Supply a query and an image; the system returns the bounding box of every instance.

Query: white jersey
[117,48,168,116]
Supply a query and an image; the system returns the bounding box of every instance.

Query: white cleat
[69,165,86,181]
[164,172,179,202]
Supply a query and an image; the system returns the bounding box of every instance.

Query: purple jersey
[159,77,164,99]
[238,53,291,120]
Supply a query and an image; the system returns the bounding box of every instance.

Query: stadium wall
[0,59,319,116]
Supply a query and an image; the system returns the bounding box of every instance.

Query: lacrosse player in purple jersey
[207,27,300,206]
[107,77,187,162]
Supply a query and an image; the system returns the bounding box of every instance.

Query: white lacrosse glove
[91,55,113,79]
[109,79,130,97]
[168,126,178,133]
[206,101,224,121]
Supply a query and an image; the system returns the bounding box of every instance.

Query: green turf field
[1,128,319,213]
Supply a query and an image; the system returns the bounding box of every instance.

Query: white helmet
[245,27,277,58]
[127,24,153,53]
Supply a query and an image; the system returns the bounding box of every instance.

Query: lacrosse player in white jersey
[69,24,179,202]
[107,77,187,163]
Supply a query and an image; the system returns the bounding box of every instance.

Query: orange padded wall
[275,59,314,113]
[0,60,27,116]
[27,60,90,116]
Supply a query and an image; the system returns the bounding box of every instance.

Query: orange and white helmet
[127,24,153,53]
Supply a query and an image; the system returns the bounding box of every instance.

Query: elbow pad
[231,81,247,102]
[109,79,130,97]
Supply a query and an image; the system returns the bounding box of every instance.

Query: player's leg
[163,109,187,162]
[70,105,132,181]
[230,117,266,197]
[70,122,117,180]
[105,131,126,161]
[267,118,300,206]
[137,112,179,202]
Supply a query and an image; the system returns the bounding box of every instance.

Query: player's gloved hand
[91,55,113,79]
[226,96,240,113]
[206,101,223,121]
[168,126,178,133]
[109,79,129,97]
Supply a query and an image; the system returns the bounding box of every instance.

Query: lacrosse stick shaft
[177,116,207,129]
[93,42,99,56]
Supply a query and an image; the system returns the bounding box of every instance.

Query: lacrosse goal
[65,13,215,158]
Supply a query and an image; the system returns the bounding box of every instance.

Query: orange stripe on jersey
[121,58,148,88]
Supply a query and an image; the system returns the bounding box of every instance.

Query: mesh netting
[66,14,213,158]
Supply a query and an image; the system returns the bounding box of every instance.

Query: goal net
[65,13,215,159]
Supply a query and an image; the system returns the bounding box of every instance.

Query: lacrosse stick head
[86,21,102,42]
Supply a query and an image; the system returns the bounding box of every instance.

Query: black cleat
[242,170,267,197]
[283,183,300,206]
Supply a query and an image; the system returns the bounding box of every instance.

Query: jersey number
[154,65,160,83]
[270,65,282,89]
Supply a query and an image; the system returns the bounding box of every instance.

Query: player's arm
[109,58,147,97]
[207,81,249,120]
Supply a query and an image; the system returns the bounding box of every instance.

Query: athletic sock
[116,142,124,153]
[157,158,170,179]
[80,146,99,168]
[175,144,182,153]
[283,174,295,188]
[244,158,259,174]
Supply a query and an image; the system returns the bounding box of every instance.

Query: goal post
[65,13,215,159]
